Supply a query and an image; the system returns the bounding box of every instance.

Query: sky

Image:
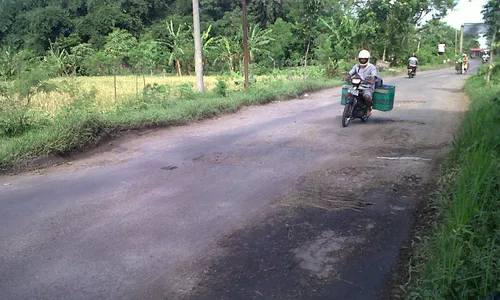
[441,0,489,47]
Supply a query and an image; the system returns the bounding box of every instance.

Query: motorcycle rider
[462,53,469,73]
[408,53,419,74]
[344,50,378,117]
[457,54,464,68]
[482,52,489,62]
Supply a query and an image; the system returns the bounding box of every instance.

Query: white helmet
[358,50,371,66]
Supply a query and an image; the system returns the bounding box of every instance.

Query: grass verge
[0,77,339,172]
[406,71,500,299]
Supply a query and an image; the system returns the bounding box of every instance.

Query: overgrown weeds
[407,72,500,299]
[0,70,339,171]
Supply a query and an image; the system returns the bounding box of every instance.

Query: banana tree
[0,48,32,80]
[214,36,240,72]
[43,42,70,76]
[201,24,217,70]
[321,14,361,60]
[163,20,191,76]
[214,24,274,73]
[246,25,274,63]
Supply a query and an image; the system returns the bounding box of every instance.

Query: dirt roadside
[0,66,470,300]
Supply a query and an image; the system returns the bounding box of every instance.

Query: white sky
[441,0,489,47]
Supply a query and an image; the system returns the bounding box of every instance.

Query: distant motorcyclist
[344,49,378,117]
[462,53,469,73]
[482,52,489,62]
[408,53,419,74]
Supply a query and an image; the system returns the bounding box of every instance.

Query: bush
[323,59,350,78]
[214,80,229,97]
[0,102,50,138]
[0,67,57,137]
[176,82,195,99]
[415,45,443,65]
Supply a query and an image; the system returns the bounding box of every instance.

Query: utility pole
[487,30,496,84]
[242,0,250,89]
[192,0,204,92]
[455,29,458,56]
[459,24,464,54]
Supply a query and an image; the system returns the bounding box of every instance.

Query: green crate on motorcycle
[340,85,396,111]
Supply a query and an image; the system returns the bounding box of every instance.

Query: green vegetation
[0,70,339,171]
[0,0,480,170]
[0,0,468,77]
[407,62,500,299]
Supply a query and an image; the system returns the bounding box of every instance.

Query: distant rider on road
[408,53,419,74]
[462,53,469,72]
[344,50,378,117]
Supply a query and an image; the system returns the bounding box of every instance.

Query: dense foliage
[0,0,482,78]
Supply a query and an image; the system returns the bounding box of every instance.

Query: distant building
[470,48,489,57]
[438,43,446,55]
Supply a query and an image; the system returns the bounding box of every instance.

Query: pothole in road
[395,100,426,108]
[365,142,450,157]
[277,166,382,212]
[193,147,275,166]
[161,165,178,171]
[292,230,365,279]
[370,119,426,125]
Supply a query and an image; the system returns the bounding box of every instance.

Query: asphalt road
[0,64,474,300]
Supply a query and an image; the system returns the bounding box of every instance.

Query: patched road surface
[0,66,472,300]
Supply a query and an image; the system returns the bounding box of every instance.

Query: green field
[407,65,500,299]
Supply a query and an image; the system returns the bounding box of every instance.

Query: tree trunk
[192,0,205,92]
[304,38,311,67]
[176,60,182,76]
[382,46,387,62]
[487,30,496,84]
[113,67,117,102]
[113,56,118,102]
[143,74,146,89]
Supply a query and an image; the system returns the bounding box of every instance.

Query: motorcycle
[455,61,463,74]
[407,65,416,78]
[341,76,372,127]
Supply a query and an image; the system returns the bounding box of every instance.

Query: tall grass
[0,75,339,171]
[408,72,500,299]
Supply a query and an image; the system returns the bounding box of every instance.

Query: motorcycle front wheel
[342,103,353,127]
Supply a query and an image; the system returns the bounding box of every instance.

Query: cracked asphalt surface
[0,65,473,300]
